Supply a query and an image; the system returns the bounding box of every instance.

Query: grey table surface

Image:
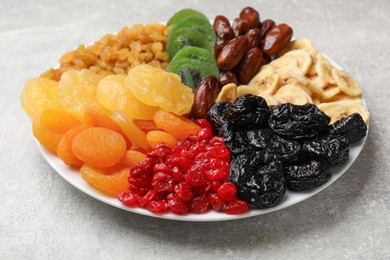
[1,0,389,259]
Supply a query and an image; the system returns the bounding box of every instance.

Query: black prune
[329,113,367,144]
[207,102,234,137]
[303,136,349,166]
[285,160,331,191]
[224,94,270,129]
[266,133,302,163]
[230,152,286,208]
[247,128,273,150]
[225,130,248,154]
[268,103,330,139]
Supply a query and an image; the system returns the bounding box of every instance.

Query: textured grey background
[1,0,389,259]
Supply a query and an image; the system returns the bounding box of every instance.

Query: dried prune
[225,130,248,154]
[207,94,358,209]
[329,113,367,144]
[266,133,302,163]
[247,128,273,150]
[229,152,286,208]
[207,102,234,137]
[268,103,330,140]
[303,136,349,166]
[224,94,270,129]
[285,160,331,191]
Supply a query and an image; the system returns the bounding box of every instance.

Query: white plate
[35,54,368,222]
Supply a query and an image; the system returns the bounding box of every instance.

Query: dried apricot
[120,150,147,167]
[57,69,102,120]
[146,130,178,149]
[21,78,62,118]
[72,127,126,167]
[153,110,201,140]
[33,110,81,153]
[80,164,130,196]
[134,119,160,133]
[111,111,151,152]
[57,124,91,167]
[97,74,159,120]
[83,106,132,149]
[125,64,194,115]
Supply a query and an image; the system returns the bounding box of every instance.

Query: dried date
[191,77,220,119]
[217,36,248,71]
[237,47,263,84]
[262,23,293,56]
[239,7,261,29]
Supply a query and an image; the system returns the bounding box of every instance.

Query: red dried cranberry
[197,127,212,141]
[191,195,210,214]
[192,183,212,197]
[117,192,140,207]
[217,182,237,201]
[174,182,193,201]
[130,185,149,196]
[185,168,210,187]
[171,166,185,182]
[118,119,240,216]
[146,200,168,214]
[224,199,249,214]
[211,181,223,193]
[152,172,176,192]
[208,193,224,211]
[196,119,212,129]
[167,193,190,215]
[153,163,172,174]
[138,190,157,207]
[129,175,153,187]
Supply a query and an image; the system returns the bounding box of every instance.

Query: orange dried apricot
[134,119,160,133]
[111,111,151,152]
[120,150,147,167]
[153,110,201,140]
[72,127,126,167]
[80,164,130,196]
[21,78,62,118]
[146,130,178,149]
[83,106,132,149]
[33,110,81,153]
[57,124,91,167]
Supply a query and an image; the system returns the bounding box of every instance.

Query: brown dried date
[232,18,250,36]
[217,36,248,71]
[215,36,230,59]
[245,28,262,51]
[262,23,293,56]
[259,19,276,40]
[239,7,261,29]
[240,7,261,28]
[237,47,263,84]
[214,15,234,37]
[218,71,238,86]
[191,77,221,119]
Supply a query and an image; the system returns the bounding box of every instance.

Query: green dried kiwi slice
[167,8,209,26]
[170,46,218,72]
[169,16,216,47]
[166,58,219,91]
[167,27,213,60]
